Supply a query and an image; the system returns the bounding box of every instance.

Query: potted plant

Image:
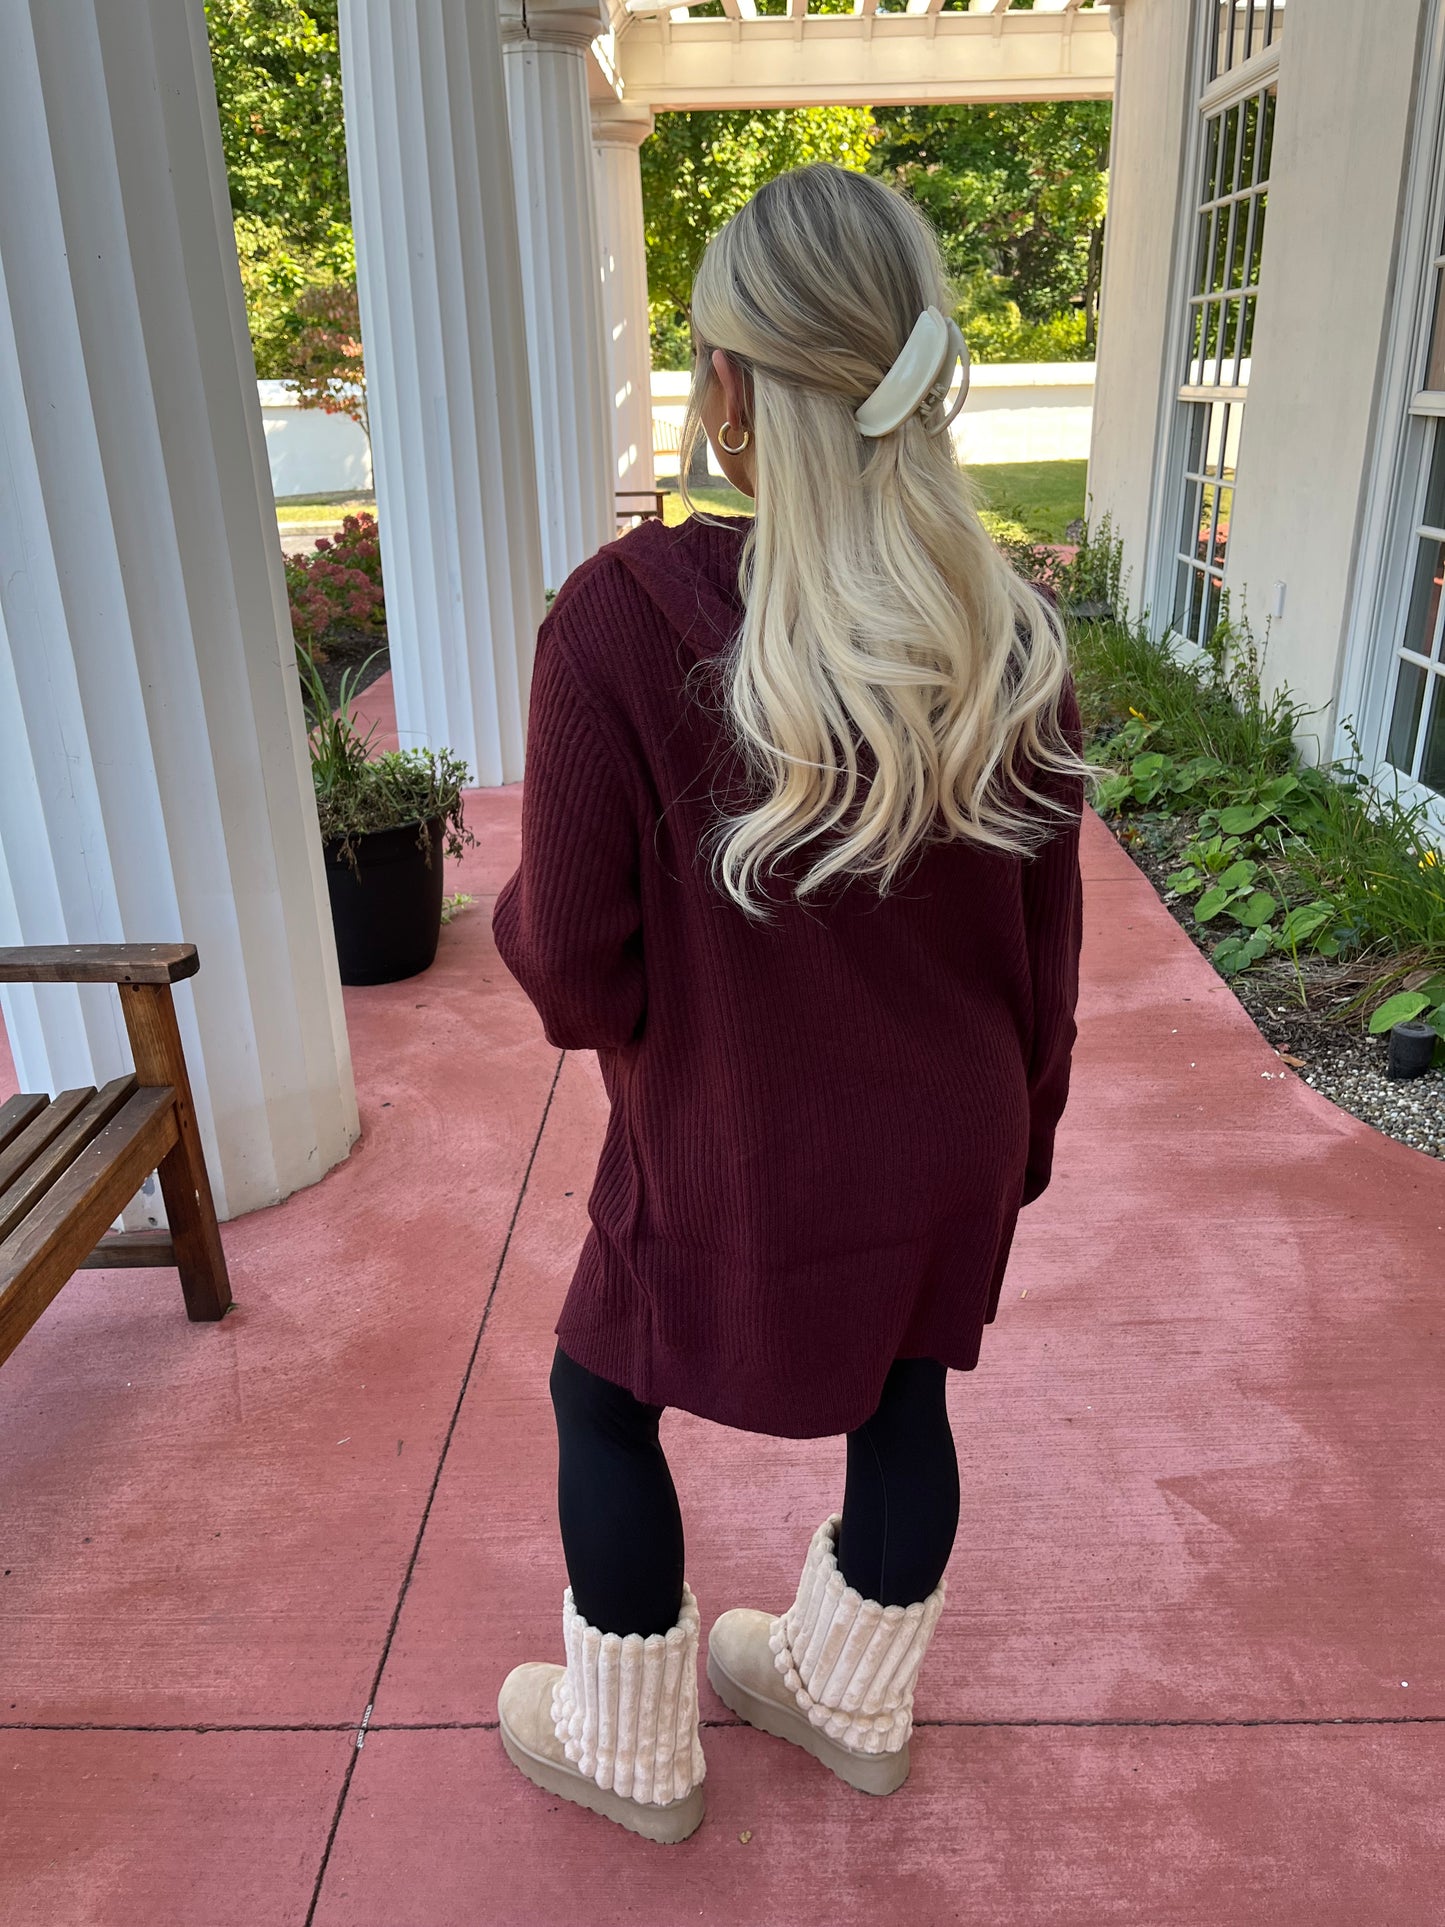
[300,653,474,986]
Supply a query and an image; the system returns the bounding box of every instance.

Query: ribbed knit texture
[493,515,1083,1438]
[551,1584,705,1805]
[769,1516,945,1754]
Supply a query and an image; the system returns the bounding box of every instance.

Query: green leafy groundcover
[1057,522,1445,1062]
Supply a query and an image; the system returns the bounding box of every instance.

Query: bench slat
[79,1231,178,1270]
[0,1088,97,1196]
[0,1077,141,1245]
[0,944,198,986]
[0,1088,179,1368]
[0,1094,50,1156]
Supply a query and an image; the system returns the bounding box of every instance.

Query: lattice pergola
[605,0,1117,110]
[623,1,1106,18]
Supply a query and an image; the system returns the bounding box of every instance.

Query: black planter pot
[324,816,445,986]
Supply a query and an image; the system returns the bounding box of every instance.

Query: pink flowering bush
[286,512,385,659]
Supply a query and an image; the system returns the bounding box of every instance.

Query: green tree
[641,108,874,368]
[869,102,1111,355]
[288,280,368,437]
[205,0,354,381]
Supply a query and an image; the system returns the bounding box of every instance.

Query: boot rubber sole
[499,1720,705,1844]
[706,1648,910,1796]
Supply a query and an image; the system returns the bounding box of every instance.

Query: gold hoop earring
[718,420,751,455]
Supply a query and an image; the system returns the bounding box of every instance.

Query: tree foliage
[869,103,1111,354]
[641,108,874,367]
[288,281,368,435]
[205,0,355,383]
[639,101,1110,368]
[206,3,1110,386]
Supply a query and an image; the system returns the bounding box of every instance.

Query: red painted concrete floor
[3,692,1444,1922]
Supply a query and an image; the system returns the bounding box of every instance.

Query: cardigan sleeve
[1019,677,1085,1207]
[492,628,646,1052]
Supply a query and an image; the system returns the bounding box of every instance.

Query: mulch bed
[307,630,391,713]
[1110,811,1445,1162]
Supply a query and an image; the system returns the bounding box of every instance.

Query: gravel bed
[1110,813,1445,1162]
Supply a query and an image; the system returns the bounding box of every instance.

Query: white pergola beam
[623,0,1095,10]
[617,11,1116,108]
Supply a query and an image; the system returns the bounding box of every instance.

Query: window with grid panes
[1208,0,1284,83]
[1383,228,1445,796]
[1169,8,1281,650]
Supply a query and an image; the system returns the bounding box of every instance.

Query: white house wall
[1088,0,1196,608]
[1222,0,1426,742]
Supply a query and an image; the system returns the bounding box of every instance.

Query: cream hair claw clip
[854,307,971,439]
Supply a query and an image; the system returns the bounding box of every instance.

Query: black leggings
[550,1345,960,1638]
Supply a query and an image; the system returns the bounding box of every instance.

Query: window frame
[1334,2,1445,824]
[1204,0,1284,92]
[1149,7,1283,654]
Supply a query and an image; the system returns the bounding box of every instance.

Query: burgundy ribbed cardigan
[492,516,1082,1438]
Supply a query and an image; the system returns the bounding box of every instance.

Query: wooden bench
[0,944,231,1368]
[616,487,667,533]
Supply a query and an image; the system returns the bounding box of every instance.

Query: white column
[593,101,658,500]
[502,0,616,592]
[0,0,357,1221]
[338,0,546,787]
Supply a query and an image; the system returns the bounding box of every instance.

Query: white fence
[649,362,1095,476]
[258,361,1093,503]
[259,381,371,501]
[949,361,1095,466]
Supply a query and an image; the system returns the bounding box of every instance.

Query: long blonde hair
[681,163,1085,917]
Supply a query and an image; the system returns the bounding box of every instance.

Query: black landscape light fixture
[1387,1022,1439,1080]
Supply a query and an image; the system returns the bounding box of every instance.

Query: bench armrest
[0,944,199,986]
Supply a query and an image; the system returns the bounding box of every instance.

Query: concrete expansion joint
[7,1713,1441,1735]
[297,1054,564,1927]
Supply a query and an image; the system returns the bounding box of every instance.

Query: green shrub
[964,304,1091,365]
[285,511,385,659]
[1069,522,1445,1043]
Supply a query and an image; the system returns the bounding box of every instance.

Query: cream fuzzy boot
[707,1516,945,1795]
[498,1585,706,1844]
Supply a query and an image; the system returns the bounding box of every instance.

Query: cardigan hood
[608,514,749,661]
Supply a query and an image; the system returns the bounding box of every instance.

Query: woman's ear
[711,348,748,431]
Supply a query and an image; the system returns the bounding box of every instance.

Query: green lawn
[281,463,1084,546]
[968,459,1089,544]
[660,481,751,524]
[658,462,1087,545]
[275,492,376,527]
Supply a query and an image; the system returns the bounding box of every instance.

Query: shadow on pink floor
[1,679,1442,1924]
